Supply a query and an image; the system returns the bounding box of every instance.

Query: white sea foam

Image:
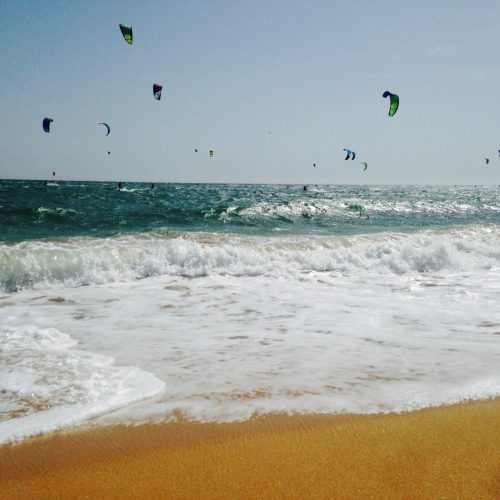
[1,226,500,292]
[217,190,500,223]
[37,207,76,217]
[0,324,165,444]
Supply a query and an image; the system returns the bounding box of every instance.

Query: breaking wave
[1,226,500,292]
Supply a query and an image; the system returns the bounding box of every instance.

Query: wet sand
[1,399,499,499]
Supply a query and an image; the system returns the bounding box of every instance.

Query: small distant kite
[43,117,53,133]
[119,24,133,45]
[485,158,490,165]
[52,171,55,176]
[107,151,111,155]
[313,163,316,168]
[343,149,356,160]
[194,148,198,152]
[153,83,163,100]
[209,150,215,157]
[383,91,399,116]
[99,122,111,136]
[361,162,368,171]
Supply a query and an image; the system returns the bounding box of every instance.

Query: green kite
[383,91,399,116]
[119,24,133,45]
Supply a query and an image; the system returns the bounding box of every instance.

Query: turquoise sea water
[1,181,499,242]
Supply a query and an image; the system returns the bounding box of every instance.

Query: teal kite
[343,149,356,160]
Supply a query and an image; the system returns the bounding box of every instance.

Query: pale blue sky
[1,0,500,184]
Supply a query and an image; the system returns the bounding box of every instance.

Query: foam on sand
[0,325,165,445]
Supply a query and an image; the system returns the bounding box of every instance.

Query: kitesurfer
[118,181,122,190]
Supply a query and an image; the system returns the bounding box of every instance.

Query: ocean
[1,180,499,444]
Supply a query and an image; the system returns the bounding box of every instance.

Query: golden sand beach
[1,399,499,499]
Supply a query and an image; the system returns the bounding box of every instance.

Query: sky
[1,0,500,184]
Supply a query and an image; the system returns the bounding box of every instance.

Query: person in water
[118,182,122,190]
[303,185,307,191]
[151,183,155,190]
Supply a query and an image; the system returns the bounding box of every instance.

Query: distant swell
[1,227,500,292]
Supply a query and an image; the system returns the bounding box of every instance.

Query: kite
[362,162,368,171]
[343,149,356,160]
[43,118,53,133]
[485,158,490,165]
[99,122,111,136]
[153,83,162,100]
[119,24,133,45]
[209,150,215,157]
[383,91,399,116]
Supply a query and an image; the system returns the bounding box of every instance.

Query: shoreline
[1,398,499,498]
